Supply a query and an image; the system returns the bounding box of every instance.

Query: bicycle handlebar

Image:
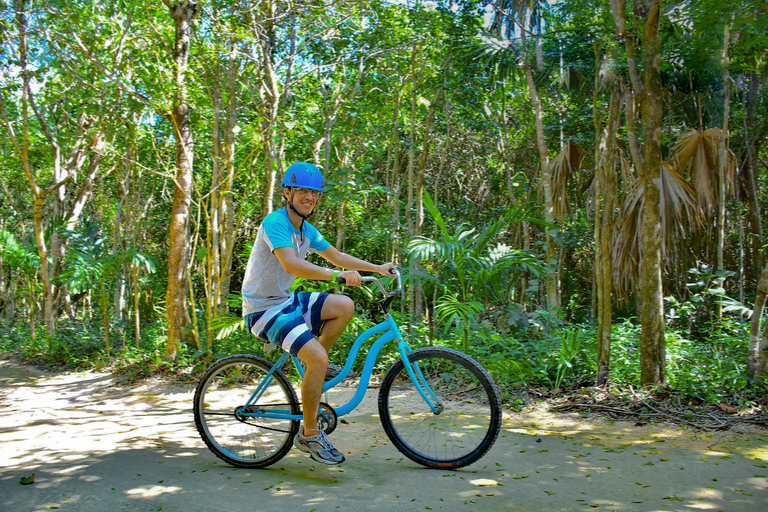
[336,268,402,298]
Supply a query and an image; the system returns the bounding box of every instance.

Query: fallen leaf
[717,402,738,414]
[19,474,35,485]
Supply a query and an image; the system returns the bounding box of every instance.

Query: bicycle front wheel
[378,347,502,469]
[193,354,300,468]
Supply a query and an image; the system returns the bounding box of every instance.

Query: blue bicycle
[193,269,502,469]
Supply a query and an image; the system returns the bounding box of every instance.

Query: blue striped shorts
[245,292,329,357]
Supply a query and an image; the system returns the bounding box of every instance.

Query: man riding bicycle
[242,162,395,465]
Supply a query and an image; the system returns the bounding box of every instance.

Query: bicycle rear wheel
[378,347,502,469]
[193,354,299,468]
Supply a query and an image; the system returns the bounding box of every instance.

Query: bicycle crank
[317,402,338,434]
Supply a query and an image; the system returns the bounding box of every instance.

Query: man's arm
[273,245,394,287]
[318,246,395,278]
[274,246,335,281]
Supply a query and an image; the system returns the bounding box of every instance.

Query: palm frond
[422,190,451,239]
[210,312,246,340]
[549,141,585,223]
[660,162,705,241]
[612,162,703,302]
[669,127,736,214]
[435,294,484,333]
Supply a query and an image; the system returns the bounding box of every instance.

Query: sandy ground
[1,359,767,512]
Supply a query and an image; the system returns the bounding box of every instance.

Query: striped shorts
[246,292,328,357]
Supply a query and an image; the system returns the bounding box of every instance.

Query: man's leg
[298,293,354,435]
[296,339,328,436]
[294,338,346,465]
[316,294,355,351]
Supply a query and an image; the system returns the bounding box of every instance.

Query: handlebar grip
[336,276,346,285]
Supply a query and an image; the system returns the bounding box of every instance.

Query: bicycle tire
[378,347,502,469]
[193,354,300,468]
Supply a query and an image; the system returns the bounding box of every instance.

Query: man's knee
[325,294,355,320]
[338,294,354,319]
[298,340,328,367]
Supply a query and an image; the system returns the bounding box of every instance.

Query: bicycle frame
[242,274,441,422]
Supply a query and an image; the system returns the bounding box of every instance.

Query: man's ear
[283,187,291,201]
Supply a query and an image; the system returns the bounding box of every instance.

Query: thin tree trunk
[523,61,558,311]
[253,1,280,218]
[1,1,75,336]
[596,83,621,386]
[163,1,197,360]
[101,281,110,354]
[749,262,768,386]
[219,37,238,305]
[406,43,419,326]
[412,85,441,324]
[716,22,731,321]
[1,264,16,327]
[743,72,763,276]
[389,85,402,264]
[0,254,6,326]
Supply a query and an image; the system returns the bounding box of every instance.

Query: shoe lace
[313,429,333,449]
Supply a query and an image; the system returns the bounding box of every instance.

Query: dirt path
[1,360,767,512]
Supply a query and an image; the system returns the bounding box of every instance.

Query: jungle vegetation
[1,0,767,410]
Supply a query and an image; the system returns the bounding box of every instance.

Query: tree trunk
[715,22,731,321]
[749,262,768,386]
[220,54,237,303]
[637,1,666,387]
[2,1,68,336]
[523,60,558,311]
[388,86,402,264]
[164,1,197,360]
[0,253,13,327]
[595,82,621,386]
[742,72,763,278]
[252,1,282,219]
[406,43,419,326]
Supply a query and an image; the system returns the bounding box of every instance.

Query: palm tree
[407,191,547,352]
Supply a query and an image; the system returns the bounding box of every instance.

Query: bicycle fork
[396,338,442,415]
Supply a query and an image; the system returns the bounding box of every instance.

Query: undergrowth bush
[0,302,762,407]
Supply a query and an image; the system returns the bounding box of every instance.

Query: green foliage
[408,191,548,351]
[0,0,766,409]
[607,316,758,403]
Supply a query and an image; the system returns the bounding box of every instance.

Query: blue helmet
[282,162,324,191]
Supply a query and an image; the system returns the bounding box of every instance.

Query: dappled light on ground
[125,485,183,497]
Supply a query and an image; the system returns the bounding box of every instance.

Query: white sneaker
[294,429,345,465]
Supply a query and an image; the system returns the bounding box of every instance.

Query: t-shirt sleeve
[261,215,294,251]
[307,223,331,253]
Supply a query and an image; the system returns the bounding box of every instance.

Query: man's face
[286,187,319,216]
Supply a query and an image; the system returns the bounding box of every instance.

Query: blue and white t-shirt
[242,207,331,315]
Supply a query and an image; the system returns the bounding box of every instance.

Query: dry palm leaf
[669,128,736,214]
[549,140,585,223]
[612,162,703,302]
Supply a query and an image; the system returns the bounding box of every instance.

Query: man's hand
[339,270,362,287]
[377,262,396,277]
